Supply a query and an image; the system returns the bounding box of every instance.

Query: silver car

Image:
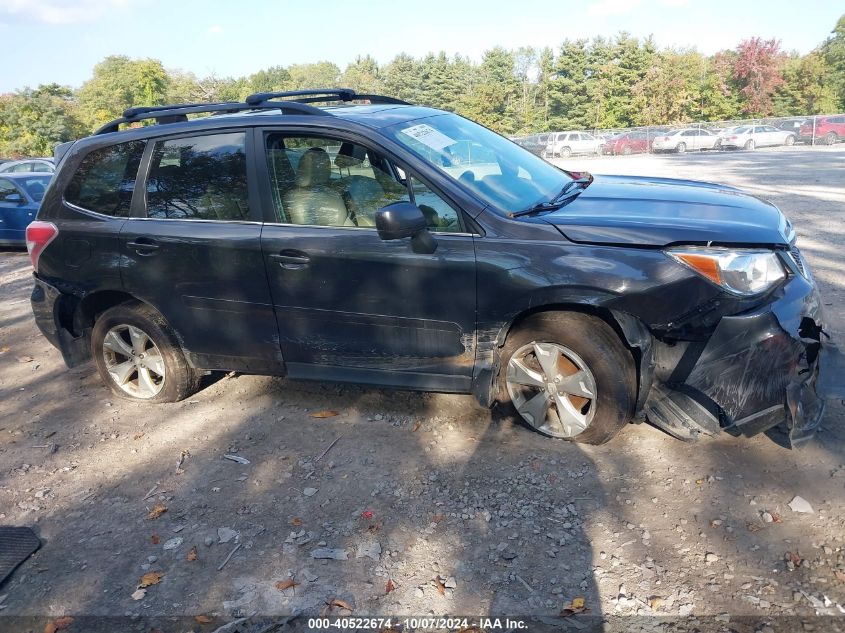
[544,131,602,157]
[651,128,720,153]
[0,158,55,174]
[719,125,796,150]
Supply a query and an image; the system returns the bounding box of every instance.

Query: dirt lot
[1,145,844,633]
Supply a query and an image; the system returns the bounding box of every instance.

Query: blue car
[0,173,51,246]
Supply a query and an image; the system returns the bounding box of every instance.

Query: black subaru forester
[27,89,827,446]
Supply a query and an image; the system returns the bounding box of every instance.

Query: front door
[120,130,281,373]
[256,130,477,392]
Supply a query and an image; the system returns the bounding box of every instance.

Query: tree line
[1,14,843,157]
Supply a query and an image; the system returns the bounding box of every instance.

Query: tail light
[25,221,58,273]
[727,135,738,140]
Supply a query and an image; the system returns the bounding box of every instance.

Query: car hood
[541,174,792,246]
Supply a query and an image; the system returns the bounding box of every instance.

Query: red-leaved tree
[733,37,786,116]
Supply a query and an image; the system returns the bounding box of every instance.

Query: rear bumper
[644,272,827,447]
[30,275,90,367]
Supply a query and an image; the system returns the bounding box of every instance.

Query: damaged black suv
[27,89,827,447]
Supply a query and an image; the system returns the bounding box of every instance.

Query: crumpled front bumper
[644,272,829,448]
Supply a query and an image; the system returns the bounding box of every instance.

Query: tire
[622,145,632,155]
[744,139,755,150]
[560,146,572,158]
[497,312,636,445]
[91,301,200,403]
[825,132,838,146]
[784,135,795,146]
[676,142,686,154]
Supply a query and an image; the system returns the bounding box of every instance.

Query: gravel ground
[1,145,844,633]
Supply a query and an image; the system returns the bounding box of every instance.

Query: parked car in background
[0,173,51,245]
[798,115,845,145]
[512,134,547,157]
[719,125,796,150]
[652,128,719,153]
[602,130,652,155]
[545,131,602,157]
[0,158,55,174]
[775,118,806,135]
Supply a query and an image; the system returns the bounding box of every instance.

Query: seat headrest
[296,148,332,187]
[334,143,367,169]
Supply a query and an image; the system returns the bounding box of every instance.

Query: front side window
[0,179,21,204]
[385,113,573,214]
[65,141,145,217]
[264,133,462,232]
[145,132,249,221]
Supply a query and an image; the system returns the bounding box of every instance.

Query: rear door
[256,128,477,392]
[0,178,34,243]
[120,130,281,373]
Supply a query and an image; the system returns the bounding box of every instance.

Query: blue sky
[1,0,842,92]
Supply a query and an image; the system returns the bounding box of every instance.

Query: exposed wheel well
[69,290,149,336]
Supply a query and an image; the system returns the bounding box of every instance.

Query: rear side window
[145,132,249,221]
[65,141,145,217]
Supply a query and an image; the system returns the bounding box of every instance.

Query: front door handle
[127,238,160,255]
[270,251,310,269]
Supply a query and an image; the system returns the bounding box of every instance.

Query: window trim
[253,126,474,235]
[132,128,261,223]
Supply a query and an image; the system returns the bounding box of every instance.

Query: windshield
[385,113,572,214]
[19,176,51,202]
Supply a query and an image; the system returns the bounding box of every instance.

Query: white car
[544,131,602,157]
[719,125,796,150]
[651,128,720,153]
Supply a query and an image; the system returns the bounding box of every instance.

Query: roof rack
[244,88,410,106]
[93,89,410,135]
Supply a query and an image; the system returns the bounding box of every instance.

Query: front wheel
[497,312,636,445]
[784,135,795,146]
[91,302,200,403]
[560,146,572,158]
[825,132,838,146]
[744,139,755,150]
[676,142,686,154]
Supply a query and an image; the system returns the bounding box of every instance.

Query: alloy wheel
[506,342,597,438]
[102,324,166,398]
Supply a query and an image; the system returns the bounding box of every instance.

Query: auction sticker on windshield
[399,123,457,151]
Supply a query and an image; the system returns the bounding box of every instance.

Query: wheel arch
[492,303,654,414]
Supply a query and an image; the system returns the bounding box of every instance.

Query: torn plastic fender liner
[650,274,826,447]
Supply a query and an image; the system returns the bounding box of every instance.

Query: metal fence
[513,113,845,157]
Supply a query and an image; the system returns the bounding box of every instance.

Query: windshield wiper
[511,174,593,217]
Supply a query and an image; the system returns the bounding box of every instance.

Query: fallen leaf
[385,578,396,594]
[276,579,299,591]
[133,432,145,440]
[290,517,303,526]
[411,420,422,432]
[560,596,589,617]
[147,504,167,519]
[432,514,445,523]
[787,552,803,567]
[0,346,9,354]
[835,571,845,582]
[16,355,34,363]
[695,478,704,485]
[648,596,664,610]
[310,410,339,418]
[44,617,74,633]
[194,615,213,624]
[361,510,374,520]
[771,513,782,523]
[327,598,354,611]
[434,575,446,596]
[138,571,164,588]
[746,522,762,533]
[151,534,160,545]
[187,546,198,561]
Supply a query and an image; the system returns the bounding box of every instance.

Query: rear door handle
[127,239,160,255]
[270,251,310,269]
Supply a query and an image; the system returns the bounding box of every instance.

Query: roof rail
[93,100,327,135]
[245,88,410,106]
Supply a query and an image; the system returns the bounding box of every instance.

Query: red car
[798,115,845,145]
[602,130,652,155]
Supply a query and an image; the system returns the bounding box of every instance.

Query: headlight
[668,247,786,295]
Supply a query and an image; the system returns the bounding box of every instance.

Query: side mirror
[4,193,25,205]
[375,201,437,254]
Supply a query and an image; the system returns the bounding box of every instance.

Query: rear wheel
[497,312,635,445]
[744,139,755,150]
[560,146,572,158]
[91,302,200,403]
[676,142,686,154]
[784,135,795,146]
[825,132,838,146]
